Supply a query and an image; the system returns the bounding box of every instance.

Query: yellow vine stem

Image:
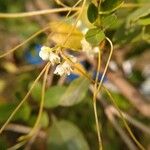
[61,38,145,150]
[95,37,113,96]
[7,141,26,150]
[62,51,145,150]
[65,0,82,18]
[103,87,145,150]
[0,26,50,59]
[93,49,103,150]
[0,7,80,18]
[55,0,69,8]
[0,63,49,134]
[19,62,51,141]
[62,0,86,46]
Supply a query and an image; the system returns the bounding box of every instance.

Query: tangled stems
[0,63,50,134]
[93,49,103,150]
[103,87,145,150]
[96,37,113,96]
[61,37,145,150]
[19,63,51,141]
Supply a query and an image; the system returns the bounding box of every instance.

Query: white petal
[39,50,49,60]
[41,46,51,52]
[49,52,60,65]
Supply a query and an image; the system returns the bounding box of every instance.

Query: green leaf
[44,86,67,108]
[108,92,131,110]
[47,120,89,150]
[87,3,98,23]
[85,28,105,46]
[126,6,150,27]
[101,14,118,30]
[48,21,83,50]
[100,0,124,13]
[59,77,89,106]
[30,83,67,108]
[0,103,31,123]
[30,78,89,108]
[30,82,42,102]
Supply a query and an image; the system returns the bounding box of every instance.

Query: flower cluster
[39,46,60,65]
[39,46,76,76]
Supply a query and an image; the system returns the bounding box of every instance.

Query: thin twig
[0,7,80,18]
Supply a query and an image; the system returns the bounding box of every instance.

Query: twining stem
[55,0,68,8]
[0,63,49,134]
[0,7,80,18]
[0,26,50,58]
[0,3,149,18]
[62,37,145,150]
[7,141,26,150]
[19,62,50,141]
[65,0,82,18]
[103,87,145,150]
[93,49,103,150]
[62,0,86,46]
[95,37,113,96]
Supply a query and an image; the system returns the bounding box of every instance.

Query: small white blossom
[62,61,73,75]
[39,46,60,65]
[49,52,60,65]
[39,46,51,61]
[54,64,65,76]
[54,61,72,76]
[39,49,49,61]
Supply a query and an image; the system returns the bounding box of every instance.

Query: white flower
[39,46,60,65]
[49,52,60,65]
[62,61,73,75]
[39,46,51,61]
[54,61,72,76]
[81,38,92,52]
[54,64,65,76]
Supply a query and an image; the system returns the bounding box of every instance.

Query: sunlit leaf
[87,3,98,23]
[48,21,83,50]
[47,120,90,150]
[85,28,105,46]
[59,77,89,106]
